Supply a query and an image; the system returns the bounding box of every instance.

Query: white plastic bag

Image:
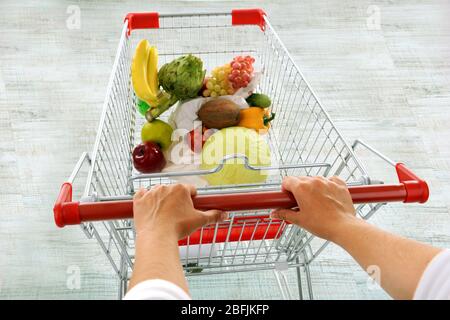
[168,71,262,131]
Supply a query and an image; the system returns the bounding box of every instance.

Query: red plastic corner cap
[125,12,159,36]
[395,163,429,203]
[232,8,266,31]
[54,182,72,227]
[54,182,81,227]
[402,180,429,203]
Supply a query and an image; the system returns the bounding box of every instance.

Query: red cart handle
[54,162,428,228]
[124,8,266,35]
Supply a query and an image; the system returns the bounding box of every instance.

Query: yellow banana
[131,40,158,105]
[147,46,159,98]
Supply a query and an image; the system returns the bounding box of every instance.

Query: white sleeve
[414,250,450,300]
[123,279,191,300]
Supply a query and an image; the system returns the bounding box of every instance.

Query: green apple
[141,119,174,151]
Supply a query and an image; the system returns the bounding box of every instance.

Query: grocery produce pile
[130,39,275,186]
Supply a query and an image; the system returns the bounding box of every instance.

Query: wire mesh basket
[54,9,429,299]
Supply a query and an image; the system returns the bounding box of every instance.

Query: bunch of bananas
[131,39,160,107]
[132,40,176,121]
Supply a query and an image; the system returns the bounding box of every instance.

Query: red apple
[132,142,166,173]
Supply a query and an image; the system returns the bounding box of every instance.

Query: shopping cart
[54,9,429,299]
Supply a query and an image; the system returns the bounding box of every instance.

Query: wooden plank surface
[0,0,449,299]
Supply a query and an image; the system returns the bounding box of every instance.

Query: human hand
[271,176,357,242]
[133,184,228,240]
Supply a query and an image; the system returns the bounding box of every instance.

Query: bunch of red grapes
[228,55,255,89]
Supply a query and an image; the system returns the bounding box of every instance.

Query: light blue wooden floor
[0,0,449,299]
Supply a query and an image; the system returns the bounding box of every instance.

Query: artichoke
[158,54,206,100]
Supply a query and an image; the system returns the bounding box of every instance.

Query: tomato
[187,126,216,153]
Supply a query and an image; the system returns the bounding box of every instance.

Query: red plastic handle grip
[54,158,429,241]
[54,172,428,244]
[54,181,428,228]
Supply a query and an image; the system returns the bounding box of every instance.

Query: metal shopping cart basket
[53,9,429,299]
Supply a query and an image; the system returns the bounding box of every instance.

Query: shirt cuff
[123,279,192,300]
[414,249,450,300]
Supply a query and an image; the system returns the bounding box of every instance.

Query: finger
[150,184,164,192]
[270,209,304,225]
[172,183,196,196]
[133,188,147,200]
[200,210,228,226]
[281,176,300,192]
[146,184,165,199]
[184,184,197,197]
[281,176,311,192]
[329,176,347,187]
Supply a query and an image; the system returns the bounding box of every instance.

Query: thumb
[271,209,303,225]
[200,210,228,226]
